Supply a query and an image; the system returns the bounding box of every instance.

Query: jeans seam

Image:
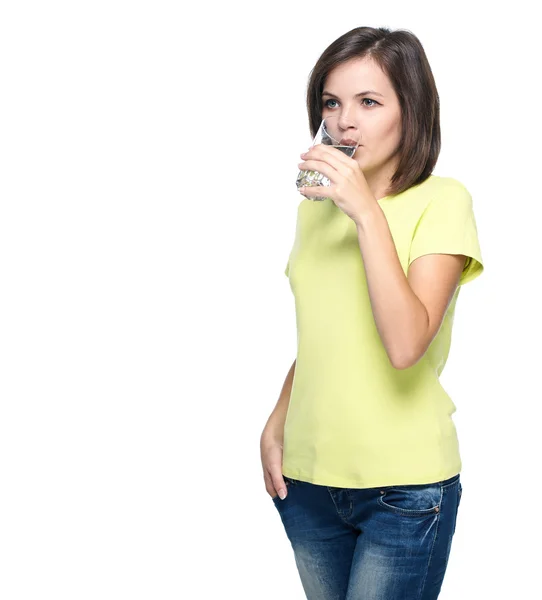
[326,487,357,528]
[418,484,444,599]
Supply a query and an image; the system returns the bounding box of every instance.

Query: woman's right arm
[260,359,296,499]
[261,358,296,444]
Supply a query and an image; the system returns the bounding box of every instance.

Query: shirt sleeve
[408,178,484,286]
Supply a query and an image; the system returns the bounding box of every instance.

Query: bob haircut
[306,26,440,197]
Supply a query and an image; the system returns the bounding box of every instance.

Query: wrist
[354,202,381,230]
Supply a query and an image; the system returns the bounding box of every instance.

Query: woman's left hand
[298,144,378,224]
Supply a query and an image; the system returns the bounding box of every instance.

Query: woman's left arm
[355,206,465,370]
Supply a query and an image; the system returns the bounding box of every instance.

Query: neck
[363,159,398,201]
[365,173,393,201]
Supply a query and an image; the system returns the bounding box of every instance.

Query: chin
[355,151,372,169]
[355,154,369,167]
[354,153,365,166]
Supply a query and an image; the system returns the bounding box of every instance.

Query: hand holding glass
[296,115,361,201]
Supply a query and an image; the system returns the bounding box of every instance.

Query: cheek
[368,116,401,152]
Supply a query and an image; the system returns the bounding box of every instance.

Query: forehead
[324,57,393,95]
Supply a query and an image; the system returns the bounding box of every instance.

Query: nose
[337,113,358,136]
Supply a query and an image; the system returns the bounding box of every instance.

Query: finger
[298,159,336,183]
[270,469,288,500]
[264,471,286,498]
[298,184,335,200]
[263,473,277,498]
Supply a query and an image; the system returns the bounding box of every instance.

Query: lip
[340,138,359,146]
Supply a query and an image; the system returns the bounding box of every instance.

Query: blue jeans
[272,473,462,600]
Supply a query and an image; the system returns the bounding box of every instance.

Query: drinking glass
[296,115,361,201]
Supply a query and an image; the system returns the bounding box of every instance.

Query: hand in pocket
[260,436,288,500]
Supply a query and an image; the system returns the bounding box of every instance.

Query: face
[321,56,402,187]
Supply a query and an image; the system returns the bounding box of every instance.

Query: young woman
[260,26,484,600]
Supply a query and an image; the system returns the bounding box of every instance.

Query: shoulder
[427,175,471,197]
[404,175,470,202]
[417,176,473,213]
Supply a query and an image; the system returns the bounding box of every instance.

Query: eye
[323,98,380,109]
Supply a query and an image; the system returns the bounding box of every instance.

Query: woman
[259,26,484,600]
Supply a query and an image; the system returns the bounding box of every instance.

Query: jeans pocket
[377,484,441,517]
[271,476,295,502]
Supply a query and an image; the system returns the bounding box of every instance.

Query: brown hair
[306,26,440,197]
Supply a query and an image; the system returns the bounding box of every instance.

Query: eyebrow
[322,89,384,98]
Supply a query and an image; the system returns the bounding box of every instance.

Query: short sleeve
[408,179,484,286]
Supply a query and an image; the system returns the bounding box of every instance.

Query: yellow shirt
[282,174,484,488]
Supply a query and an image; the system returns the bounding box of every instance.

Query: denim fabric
[272,474,462,600]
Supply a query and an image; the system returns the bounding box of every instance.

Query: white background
[1,1,540,598]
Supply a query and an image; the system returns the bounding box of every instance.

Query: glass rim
[319,115,361,147]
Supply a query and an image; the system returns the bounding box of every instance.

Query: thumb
[272,469,288,500]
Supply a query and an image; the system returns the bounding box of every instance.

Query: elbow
[390,355,413,370]
[389,313,432,370]
[389,345,425,370]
